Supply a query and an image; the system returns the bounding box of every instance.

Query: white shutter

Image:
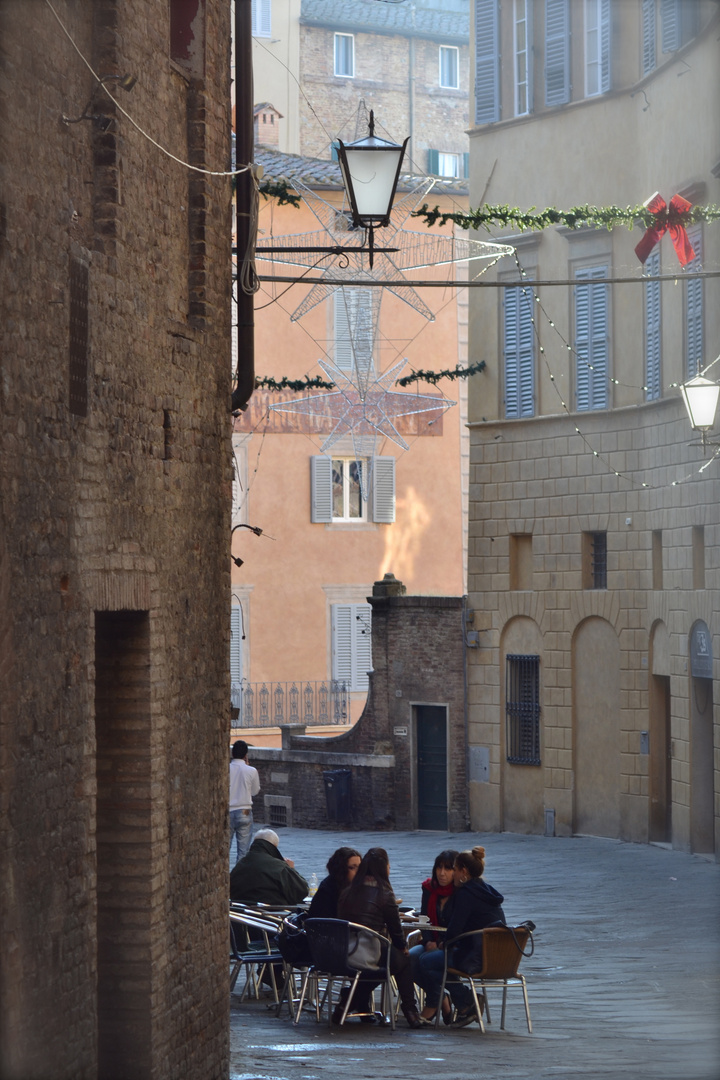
[230,605,243,707]
[252,0,271,38]
[642,0,656,75]
[353,604,372,692]
[372,456,395,524]
[545,0,570,105]
[334,288,374,382]
[311,455,333,523]
[504,285,534,418]
[575,266,608,411]
[644,251,661,400]
[600,0,611,93]
[661,0,678,51]
[685,226,703,377]
[475,0,499,124]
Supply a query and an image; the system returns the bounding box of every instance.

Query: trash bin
[323,768,351,822]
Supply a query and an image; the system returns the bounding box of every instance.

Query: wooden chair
[436,925,533,1033]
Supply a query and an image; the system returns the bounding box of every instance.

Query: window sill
[325,521,378,531]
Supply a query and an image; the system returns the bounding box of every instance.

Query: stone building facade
[465,0,719,855]
[0,2,233,1077]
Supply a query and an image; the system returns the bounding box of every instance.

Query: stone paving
[229,828,720,1080]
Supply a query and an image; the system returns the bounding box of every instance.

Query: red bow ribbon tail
[667,194,696,266]
[635,192,696,267]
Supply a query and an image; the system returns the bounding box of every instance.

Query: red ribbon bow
[634,193,696,267]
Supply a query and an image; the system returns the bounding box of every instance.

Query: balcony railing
[230,679,349,729]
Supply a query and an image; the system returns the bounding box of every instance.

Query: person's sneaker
[452,1007,478,1028]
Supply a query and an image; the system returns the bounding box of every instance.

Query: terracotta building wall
[0,2,232,1077]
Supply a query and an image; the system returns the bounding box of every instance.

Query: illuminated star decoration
[256,175,514,323]
[270,355,455,499]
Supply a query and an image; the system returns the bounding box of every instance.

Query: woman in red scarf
[409,849,458,1023]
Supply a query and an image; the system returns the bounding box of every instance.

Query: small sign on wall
[393,726,408,737]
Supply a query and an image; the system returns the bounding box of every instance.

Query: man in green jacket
[230,829,309,906]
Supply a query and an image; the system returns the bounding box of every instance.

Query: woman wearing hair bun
[414,845,506,1027]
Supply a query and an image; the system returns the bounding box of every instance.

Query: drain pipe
[232,0,255,412]
[462,593,470,830]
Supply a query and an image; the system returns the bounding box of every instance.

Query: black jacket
[229,838,309,906]
[337,877,405,951]
[444,877,506,972]
[307,875,341,919]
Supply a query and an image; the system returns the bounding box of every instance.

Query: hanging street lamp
[337,110,409,268]
[680,373,720,450]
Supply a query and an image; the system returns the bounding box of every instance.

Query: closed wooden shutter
[372,456,395,523]
[644,251,661,400]
[334,288,373,379]
[427,148,440,176]
[685,225,703,378]
[575,266,609,411]
[230,606,243,706]
[332,603,372,692]
[475,0,499,124]
[642,0,656,74]
[252,0,271,37]
[503,285,535,418]
[661,0,678,51]
[545,0,570,105]
[310,455,333,522]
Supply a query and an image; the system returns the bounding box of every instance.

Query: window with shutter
[642,0,656,75]
[545,0,570,105]
[311,455,333,522]
[503,284,535,418]
[475,0,499,124]
[660,0,696,52]
[514,0,532,116]
[251,0,271,38]
[230,605,244,707]
[644,251,661,400]
[685,225,703,378]
[585,0,611,97]
[372,456,395,523]
[332,603,372,693]
[334,288,374,379]
[575,266,609,411]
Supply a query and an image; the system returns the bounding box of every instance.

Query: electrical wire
[45,0,252,179]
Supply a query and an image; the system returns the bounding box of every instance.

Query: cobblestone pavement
[229,828,720,1080]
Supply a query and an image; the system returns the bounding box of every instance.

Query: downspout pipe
[232,0,255,412]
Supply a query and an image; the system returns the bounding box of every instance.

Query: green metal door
[416,705,448,830]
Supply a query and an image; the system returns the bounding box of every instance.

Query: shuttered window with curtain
[545,0,570,105]
[644,251,661,400]
[475,0,499,124]
[503,284,535,418]
[311,456,395,524]
[574,265,609,411]
[251,0,271,38]
[332,603,372,692]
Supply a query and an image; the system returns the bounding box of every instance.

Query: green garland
[411,201,720,233]
[397,361,487,387]
[254,375,335,392]
[258,179,302,208]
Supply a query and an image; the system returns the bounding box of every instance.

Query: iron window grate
[591,531,607,589]
[506,654,541,765]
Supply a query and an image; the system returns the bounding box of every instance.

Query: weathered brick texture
[0,2,232,1077]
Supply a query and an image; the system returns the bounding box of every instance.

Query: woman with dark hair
[414,845,506,1027]
[307,846,362,919]
[337,847,423,1029]
[408,848,458,1023]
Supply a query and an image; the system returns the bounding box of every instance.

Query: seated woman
[408,848,458,1023]
[307,846,362,919]
[414,845,505,1027]
[337,847,423,1029]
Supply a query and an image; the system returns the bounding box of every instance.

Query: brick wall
[251,576,468,831]
[0,2,232,1077]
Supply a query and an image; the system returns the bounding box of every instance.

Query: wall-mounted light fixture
[62,73,137,130]
[680,373,720,451]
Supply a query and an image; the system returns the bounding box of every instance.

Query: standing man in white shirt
[229,739,260,865]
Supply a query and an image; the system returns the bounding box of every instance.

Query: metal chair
[296,918,395,1029]
[229,910,285,1002]
[436,925,533,1033]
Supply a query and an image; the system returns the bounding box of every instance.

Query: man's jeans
[229,809,253,865]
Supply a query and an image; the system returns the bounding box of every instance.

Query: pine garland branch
[254,375,335,391]
[411,201,720,233]
[396,360,487,387]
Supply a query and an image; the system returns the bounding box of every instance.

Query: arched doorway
[573,617,620,838]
